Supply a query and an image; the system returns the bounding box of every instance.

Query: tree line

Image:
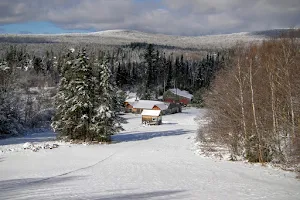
[0,43,225,139]
[115,43,225,99]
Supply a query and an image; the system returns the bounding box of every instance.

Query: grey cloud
[161,0,300,34]
[0,0,74,24]
[0,0,299,35]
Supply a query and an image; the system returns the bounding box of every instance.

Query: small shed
[141,110,162,125]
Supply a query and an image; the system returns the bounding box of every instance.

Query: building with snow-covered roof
[132,100,169,114]
[164,88,193,105]
[152,103,169,111]
[141,109,162,125]
[125,97,139,103]
[124,99,181,115]
[124,96,139,113]
[124,99,170,114]
[133,100,164,109]
[124,97,139,106]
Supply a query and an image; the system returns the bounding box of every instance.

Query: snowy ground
[0,108,299,200]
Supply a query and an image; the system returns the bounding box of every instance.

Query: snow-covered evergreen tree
[91,56,123,142]
[52,49,75,139]
[52,50,123,142]
[112,90,126,114]
[52,49,95,141]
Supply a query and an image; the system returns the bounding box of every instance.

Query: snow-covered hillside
[0,108,299,200]
[0,29,268,49]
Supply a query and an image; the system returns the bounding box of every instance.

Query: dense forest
[0,42,225,139]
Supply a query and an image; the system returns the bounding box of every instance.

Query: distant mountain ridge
[250,28,300,38]
[0,28,299,49]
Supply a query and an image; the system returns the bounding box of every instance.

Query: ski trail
[20,140,144,186]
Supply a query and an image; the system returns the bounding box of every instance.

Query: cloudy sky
[0,0,299,35]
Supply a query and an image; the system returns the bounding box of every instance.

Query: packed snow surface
[0,108,299,200]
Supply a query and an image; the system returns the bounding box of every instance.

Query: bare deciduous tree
[199,37,300,171]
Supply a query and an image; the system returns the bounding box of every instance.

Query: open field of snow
[0,108,299,200]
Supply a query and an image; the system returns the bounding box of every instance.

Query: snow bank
[0,131,63,154]
[1,141,62,154]
[22,142,59,152]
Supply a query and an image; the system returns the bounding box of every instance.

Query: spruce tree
[91,56,123,141]
[116,62,122,87]
[52,50,74,139]
[166,57,173,89]
[52,49,94,141]
[144,44,156,98]
[52,49,123,142]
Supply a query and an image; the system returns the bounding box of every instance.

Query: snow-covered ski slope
[0,108,299,200]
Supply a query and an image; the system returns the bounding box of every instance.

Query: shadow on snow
[112,129,190,143]
[0,132,56,146]
[0,176,185,200]
[0,176,83,199]
[94,190,185,200]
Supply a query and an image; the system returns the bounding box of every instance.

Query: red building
[163,89,193,105]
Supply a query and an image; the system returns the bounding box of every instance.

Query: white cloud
[0,0,299,35]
